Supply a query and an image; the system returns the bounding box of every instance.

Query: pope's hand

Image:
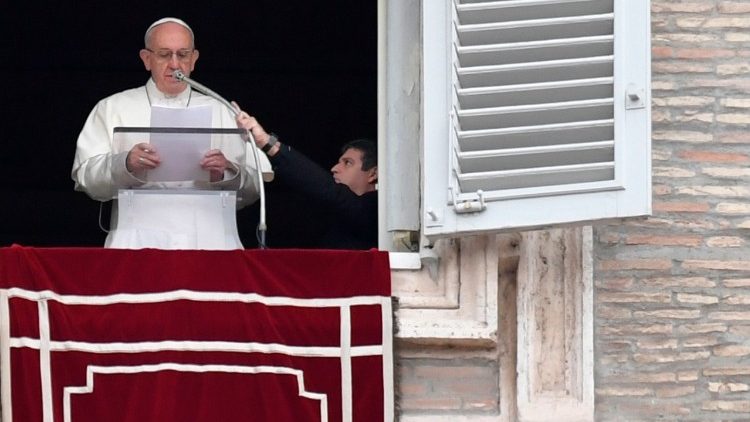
[126,143,160,173]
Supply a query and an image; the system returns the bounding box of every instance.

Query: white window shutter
[422,0,651,238]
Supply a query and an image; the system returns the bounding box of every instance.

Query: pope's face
[139,22,199,96]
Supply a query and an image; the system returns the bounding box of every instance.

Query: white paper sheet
[148,106,212,182]
[151,105,212,128]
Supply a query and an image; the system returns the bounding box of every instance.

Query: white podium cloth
[106,190,243,250]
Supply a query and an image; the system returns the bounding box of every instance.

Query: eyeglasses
[145,48,194,62]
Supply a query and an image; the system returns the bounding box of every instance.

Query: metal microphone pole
[173,70,268,249]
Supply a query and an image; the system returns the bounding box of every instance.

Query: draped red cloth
[0,246,392,422]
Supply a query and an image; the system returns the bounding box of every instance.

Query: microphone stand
[173,70,268,249]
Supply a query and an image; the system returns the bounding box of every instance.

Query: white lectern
[108,127,250,250]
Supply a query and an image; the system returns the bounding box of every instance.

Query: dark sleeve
[268,145,378,230]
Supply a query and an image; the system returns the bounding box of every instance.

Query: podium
[109,127,251,250]
[107,189,242,249]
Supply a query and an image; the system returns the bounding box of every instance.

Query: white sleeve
[71,100,143,201]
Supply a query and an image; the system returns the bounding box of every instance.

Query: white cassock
[71,78,272,250]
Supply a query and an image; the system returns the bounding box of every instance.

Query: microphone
[173,70,238,116]
[172,70,269,249]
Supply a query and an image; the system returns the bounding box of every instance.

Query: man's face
[331,148,377,196]
[139,22,199,96]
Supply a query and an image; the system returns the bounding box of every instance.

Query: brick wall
[595,1,750,420]
[396,348,500,415]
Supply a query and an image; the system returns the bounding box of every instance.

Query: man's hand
[232,101,271,148]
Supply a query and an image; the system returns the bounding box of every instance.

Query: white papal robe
[72,78,272,250]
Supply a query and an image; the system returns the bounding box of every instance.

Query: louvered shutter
[422,0,651,238]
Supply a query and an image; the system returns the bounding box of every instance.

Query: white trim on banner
[340,305,352,422]
[63,364,330,422]
[9,338,384,358]
[0,292,12,422]
[2,288,385,307]
[38,300,53,422]
[381,298,394,421]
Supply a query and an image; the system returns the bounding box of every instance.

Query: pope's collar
[145,78,192,107]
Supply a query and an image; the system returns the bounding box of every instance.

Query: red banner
[0,246,393,421]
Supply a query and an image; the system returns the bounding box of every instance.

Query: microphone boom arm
[174,70,237,116]
[172,70,269,248]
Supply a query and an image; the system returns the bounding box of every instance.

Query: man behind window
[71,17,271,249]
[235,106,378,250]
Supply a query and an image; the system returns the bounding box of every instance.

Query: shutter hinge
[451,188,486,214]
